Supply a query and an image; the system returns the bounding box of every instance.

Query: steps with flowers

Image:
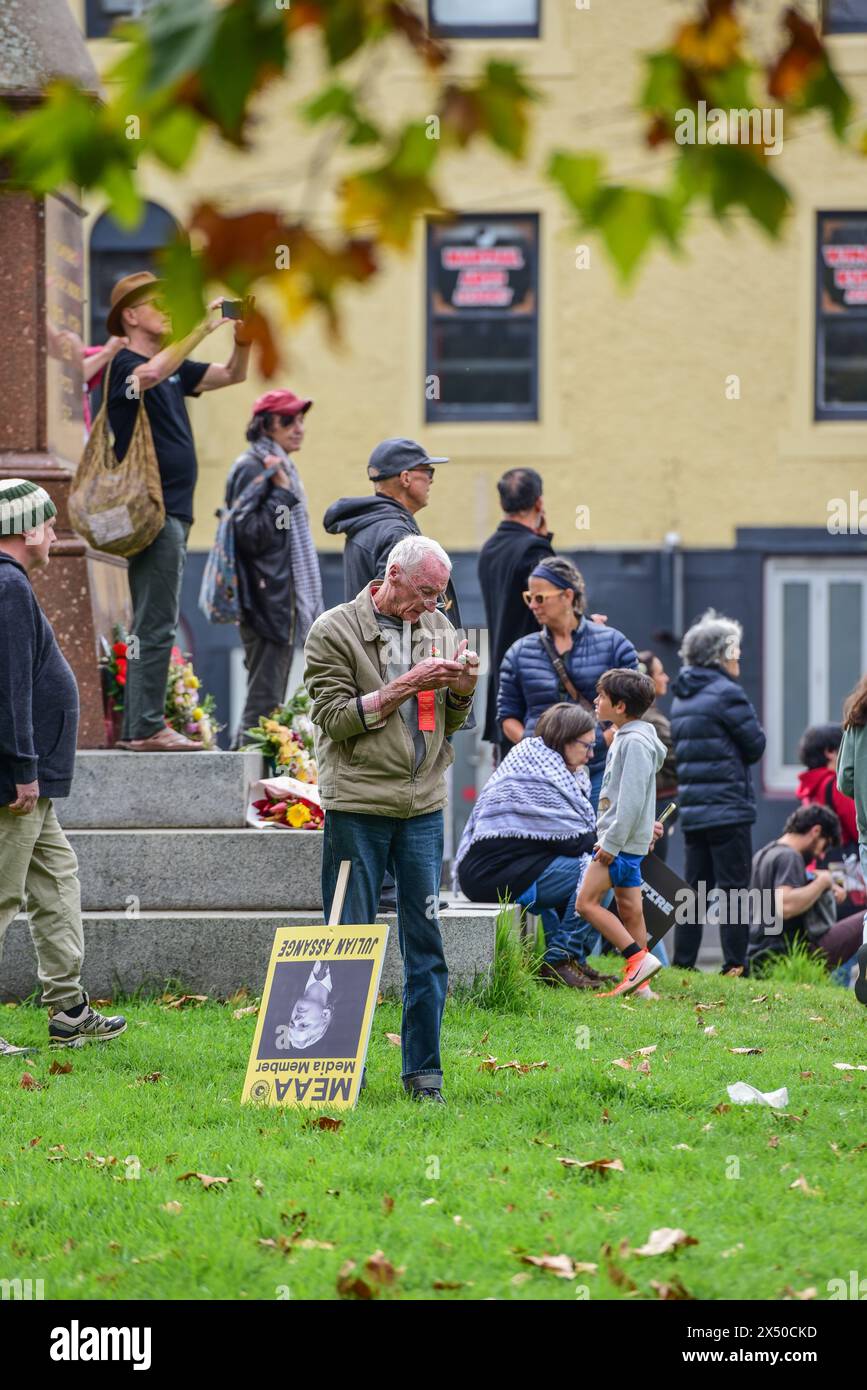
[2,751,496,1000]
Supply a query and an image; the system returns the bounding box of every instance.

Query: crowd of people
[2,268,867,1096]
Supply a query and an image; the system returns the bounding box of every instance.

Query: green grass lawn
[1,958,865,1302]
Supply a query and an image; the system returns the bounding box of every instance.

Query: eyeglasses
[523,589,563,607]
[405,572,450,610]
[408,466,435,480]
[576,737,596,751]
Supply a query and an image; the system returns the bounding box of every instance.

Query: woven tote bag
[69,360,165,558]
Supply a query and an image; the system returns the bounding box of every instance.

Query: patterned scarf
[454,737,596,873]
[249,436,323,643]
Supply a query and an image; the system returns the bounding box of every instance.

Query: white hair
[385,534,451,577]
[679,608,743,668]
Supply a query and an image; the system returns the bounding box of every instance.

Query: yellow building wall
[71,0,867,554]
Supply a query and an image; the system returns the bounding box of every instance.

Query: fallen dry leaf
[479,1056,548,1074]
[521,1253,590,1279]
[382,1194,394,1215]
[421,1197,437,1206]
[634,1045,657,1056]
[783,1285,818,1300]
[432,1279,465,1290]
[751,994,768,1003]
[633,1227,699,1257]
[789,1175,819,1196]
[384,1033,401,1046]
[808,1016,826,1024]
[695,1001,725,1012]
[712,1103,731,1114]
[176,1172,230,1190]
[672,1143,692,1151]
[651,1276,695,1300]
[48,1060,73,1075]
[310,1115,342,1131]
[721,1243,745,1258]
[768,1135,780,1149]
[479,1029,489,1045]
[557,1156,625,1174]
[253,1178,265,1197]
[232,1006,259,1020]
[637,1059,652,1075]
[336,1260,376,1300]
[161,994,208,1010]
[703,1025,717,1036]
[136,1072,162,1085]
[19,1073,42,1091]
[729,1047,764,1055]
[160,1201,183,1215]
[800,1071,813,1079]
[833,1062,867,1072]
[365,1250,403,1285]
[611,1058,632,1071]
[600,1108,611,1124]
[295,1238,336,1251]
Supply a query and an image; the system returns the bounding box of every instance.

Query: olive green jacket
[303,584,473,818]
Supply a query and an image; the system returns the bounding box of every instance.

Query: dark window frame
[85,0,152,40]
[427,1,541,40]
[815,209,867,421]
[425,212,540,424]
[822,0,867,32]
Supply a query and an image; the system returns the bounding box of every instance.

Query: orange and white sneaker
[599,949,662,998]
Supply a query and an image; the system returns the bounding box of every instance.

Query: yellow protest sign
[241,921,389,1110]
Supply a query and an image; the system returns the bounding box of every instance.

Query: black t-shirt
[458,833,594,903]
[108,350,209,524]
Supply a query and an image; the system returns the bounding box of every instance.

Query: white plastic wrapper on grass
[726,1082,789,1108]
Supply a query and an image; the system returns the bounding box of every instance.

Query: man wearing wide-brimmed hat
[0,480,127,1053]
[105,272,251,751]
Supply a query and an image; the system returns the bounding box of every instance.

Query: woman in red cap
[226,389,323,743]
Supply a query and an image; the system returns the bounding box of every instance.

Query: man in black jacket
[478,468,554,758]
[323,438,466,623]
[0,479,127,1053]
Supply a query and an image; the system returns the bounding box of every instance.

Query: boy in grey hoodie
[576,669,666,997]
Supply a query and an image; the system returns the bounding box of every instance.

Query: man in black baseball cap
[324,438,456,610]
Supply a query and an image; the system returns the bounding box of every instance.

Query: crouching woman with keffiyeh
[454,703,617,990]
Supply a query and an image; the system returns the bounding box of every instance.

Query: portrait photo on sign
[258,958,374,1060]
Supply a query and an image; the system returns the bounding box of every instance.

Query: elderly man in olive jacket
[303,534,479,1104]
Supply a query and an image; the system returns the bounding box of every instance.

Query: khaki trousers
[0,799,85,1013]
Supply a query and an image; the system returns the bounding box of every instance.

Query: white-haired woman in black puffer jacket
[670,610,766,974]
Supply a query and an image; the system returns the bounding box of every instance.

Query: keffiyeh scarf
[454,737,596,873]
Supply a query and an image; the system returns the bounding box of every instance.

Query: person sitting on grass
[453,702,617,991]
[576,668,666,998]
[746,805,864,981]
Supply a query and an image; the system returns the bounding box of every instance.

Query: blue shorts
[606,851,644,889]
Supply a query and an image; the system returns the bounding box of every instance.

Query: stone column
[0,0,130,747]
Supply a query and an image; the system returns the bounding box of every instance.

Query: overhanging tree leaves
[0,0,860,371]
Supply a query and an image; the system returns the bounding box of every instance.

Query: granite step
[57,751,264,830]
[2,908,498,999]
[68,827,322,911]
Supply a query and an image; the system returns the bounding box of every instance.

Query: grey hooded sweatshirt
[595,718,667,858]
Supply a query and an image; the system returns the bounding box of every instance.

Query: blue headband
[530,563,573,591]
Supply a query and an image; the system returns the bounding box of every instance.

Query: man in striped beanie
[0,480,127,1053]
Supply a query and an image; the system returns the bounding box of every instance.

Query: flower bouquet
[247,775,324,831]
[99,625,222,750]
[166,647,220,750]
[242,686,317,780]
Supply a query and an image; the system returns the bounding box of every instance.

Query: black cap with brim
[367,436,449,480]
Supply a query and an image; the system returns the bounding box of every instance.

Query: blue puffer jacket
[496,620,637,778]
[670,665,766,830]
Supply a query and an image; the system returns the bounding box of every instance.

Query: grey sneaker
[48,1001,127,1048]
[0,1036,35,1057]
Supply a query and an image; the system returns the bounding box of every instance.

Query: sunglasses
[523,589,564,606]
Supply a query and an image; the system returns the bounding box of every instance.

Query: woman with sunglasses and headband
[496,556,639,813]
[227,389,323,744]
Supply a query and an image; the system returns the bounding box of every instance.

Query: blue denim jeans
[322,809,447,1091]
[518,855,598,964]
